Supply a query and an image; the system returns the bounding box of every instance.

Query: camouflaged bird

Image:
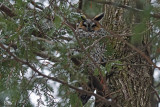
[75,13,108,105]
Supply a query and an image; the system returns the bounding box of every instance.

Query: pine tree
[0,0,160,107]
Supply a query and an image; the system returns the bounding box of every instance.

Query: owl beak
[88,29,92,32]
[88,28,94,32]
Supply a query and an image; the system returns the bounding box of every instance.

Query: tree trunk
[98,0,154,107]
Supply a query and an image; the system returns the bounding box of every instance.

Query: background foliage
[0,0,160,106]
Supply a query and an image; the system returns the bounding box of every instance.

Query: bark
[97,0,155,107]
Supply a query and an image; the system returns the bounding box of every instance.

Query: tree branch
[151,86,160,102]
[90,0,143,12]
[4,43,60,63]
[30,0,44,10]
[90,0,160,19]
[0,42,120,107]
[0,3,16,17]
[34,52,60,62]
[119,38,160,70]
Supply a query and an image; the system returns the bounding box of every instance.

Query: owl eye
[83,22,87,27]
[83,24,87,27]
[91,24,96,27]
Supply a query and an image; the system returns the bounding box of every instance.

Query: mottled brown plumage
[75,13,108,105]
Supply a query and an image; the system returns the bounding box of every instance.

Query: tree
[0,0,160,107]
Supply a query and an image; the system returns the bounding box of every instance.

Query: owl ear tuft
[81,15,87,21]
[93,13,104,21]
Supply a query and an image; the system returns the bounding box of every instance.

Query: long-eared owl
[75,13,108,105]
[76,13,107,70]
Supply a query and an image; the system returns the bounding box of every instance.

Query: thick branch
[90,0,143,12]
[90,0,160,19]
[0,3,16,17]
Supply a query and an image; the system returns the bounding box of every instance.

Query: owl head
[77,13,104,32]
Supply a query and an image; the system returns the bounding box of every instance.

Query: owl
[76,13,107,70]
[75,13,108,105]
